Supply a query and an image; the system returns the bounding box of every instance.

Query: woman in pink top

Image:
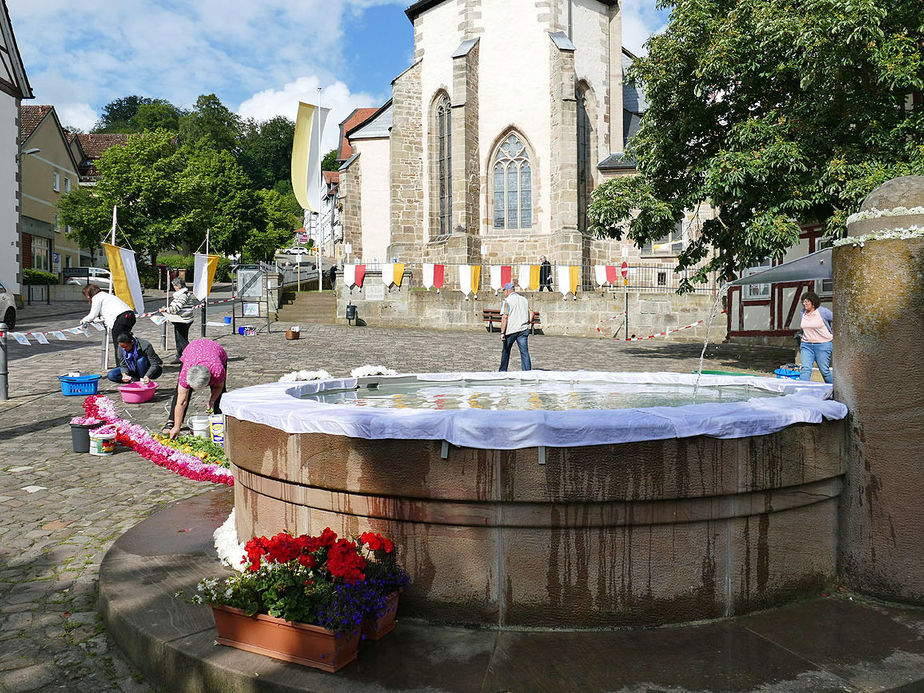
[799,291,833,383]
[165,338,228,438]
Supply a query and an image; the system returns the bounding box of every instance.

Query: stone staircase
[275,290,338,325]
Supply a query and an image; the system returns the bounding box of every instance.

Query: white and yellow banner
[291,101,331,213]
[193,253,220,300]
[557,265,580,296]
[103,243,144,313]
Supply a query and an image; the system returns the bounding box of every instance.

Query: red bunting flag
[355,265,366,288]
[433,264,445,289]
[500,265,512,287]
[605,265,618,285]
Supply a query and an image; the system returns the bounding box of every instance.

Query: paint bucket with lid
[189,416,211,439]
[89,426,117,456]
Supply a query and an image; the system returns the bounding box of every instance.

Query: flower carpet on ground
[82,395,233,486]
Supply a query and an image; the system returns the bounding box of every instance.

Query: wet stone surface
[0,300,792,692]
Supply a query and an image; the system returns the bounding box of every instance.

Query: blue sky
[9,0,667,153]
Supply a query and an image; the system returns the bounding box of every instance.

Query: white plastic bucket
[209,414,225,447]
[189,416,210,439]
[89,428,116,456]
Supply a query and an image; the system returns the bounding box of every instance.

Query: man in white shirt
[499,282,534,371]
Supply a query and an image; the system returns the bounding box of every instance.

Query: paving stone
[0,663,58,692]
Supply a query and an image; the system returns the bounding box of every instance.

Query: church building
[338,0,661,275]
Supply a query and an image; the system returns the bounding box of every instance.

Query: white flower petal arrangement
[833,225,924,247]
[845,206,924,225]
[277,369,333,383]
[350,365,398,378]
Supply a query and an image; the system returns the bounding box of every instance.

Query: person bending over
[107,332,163,384]
[80,284,136,365]
[165,338,228,439]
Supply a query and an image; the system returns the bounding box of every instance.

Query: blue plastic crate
[774,368,801,380]
[58,374,101,396]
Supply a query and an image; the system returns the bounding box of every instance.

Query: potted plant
[191,527,404,672]
[355,532,410,640]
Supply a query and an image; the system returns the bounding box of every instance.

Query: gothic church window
[492,133,532,230]
[577,90,592,232]
[436,95,452,237]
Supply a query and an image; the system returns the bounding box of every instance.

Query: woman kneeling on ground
[165,338,228,439]
[107,332,163,384]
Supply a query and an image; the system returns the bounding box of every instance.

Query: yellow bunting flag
[392,263,406,288]
[193,253,220,300]
[569,265,580,295]
[470,265,481,293]
[529,265,540,290]
[103,243,144,312]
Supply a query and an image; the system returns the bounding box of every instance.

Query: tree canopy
[93,96,184,133]
[588,0,924,287]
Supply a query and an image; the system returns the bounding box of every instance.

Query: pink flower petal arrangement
[69,416,103,426]
[83,395,233,486]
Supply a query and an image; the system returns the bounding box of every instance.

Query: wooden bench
[482,309,541,334]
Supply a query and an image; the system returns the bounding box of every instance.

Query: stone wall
[388,62,425,264]
[338,158,362,260]
[337,276,726,341]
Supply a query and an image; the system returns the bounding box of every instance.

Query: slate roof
[19,104,52,143]
[347,100,393,140]
[406,0,616,21]
[337,108,379,160]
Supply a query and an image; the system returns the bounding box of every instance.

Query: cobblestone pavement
[0,305,792,692]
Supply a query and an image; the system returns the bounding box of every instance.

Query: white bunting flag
[67,327,82,335]
[149,315,168,326]
[557,265,572,296]
[594,265,608,287]
[32,332,49,345]
[343,264,356,288]
[458,265,473,296]
[422,263,435,290]
[490,266,502,293]
[52,331,67,341]
[12,332,30,345]
[518,264,532,289]
[381,263,395,287]
[90,322,105,331]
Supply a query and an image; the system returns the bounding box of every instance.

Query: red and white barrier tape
[624,311,726,341]
[595,312,627,333]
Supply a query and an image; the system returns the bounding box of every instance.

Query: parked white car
[0,280,16,329]
[66,267,112,290]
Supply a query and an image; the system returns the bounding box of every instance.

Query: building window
[642,222,684,256]
[743,257,772,299]
[492,133,532,230]
[64,177,71,193]
[32,236,50,271]
[577,90,591,232]
[54,215,62,233]
[437,95,452,236]
[53,172,60,192]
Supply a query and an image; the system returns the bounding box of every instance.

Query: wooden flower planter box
[211,605,360,672]
[362,591,400,640]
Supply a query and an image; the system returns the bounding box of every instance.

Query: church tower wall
[388,61,425,264]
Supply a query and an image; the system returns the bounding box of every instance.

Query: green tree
[93,96,154,132]
[179,94,242,152]
[588,0,924,287]
[60,187,110,265]
[243,189,301,262]
[322,148,339,171]
[238,116,295,190]
[134,101,184,131]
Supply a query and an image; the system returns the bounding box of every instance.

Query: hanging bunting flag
[458,265,472,295]
[518,264,531,289]
[12,332,30,345]
[489,266,502,293]
[470,265,481,296]
[392,263,405,288]
[569,265,580,295]
[500,265,512,288]
[354,265,366,288]
[432,263,445,290]
[32,332,49,345]
[605,265,619,285]
[52,331,67,341]
[291,102,331,213]
[381,263,395,287]
[557,265,573,296]
[529,265,540,290]
[422,263,435,290]
[193,253,220,300]
[594,265,608,287]
[343,264,356,288]
[104,243,145,313]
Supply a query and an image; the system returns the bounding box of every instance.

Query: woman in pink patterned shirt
[165,338,228,439]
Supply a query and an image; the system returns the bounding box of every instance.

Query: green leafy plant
[22,269,58,285]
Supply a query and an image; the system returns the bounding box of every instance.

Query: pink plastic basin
[118,381,159,404]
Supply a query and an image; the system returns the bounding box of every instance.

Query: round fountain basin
[223,371,848,628]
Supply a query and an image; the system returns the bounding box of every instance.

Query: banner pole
[201,229,209,338]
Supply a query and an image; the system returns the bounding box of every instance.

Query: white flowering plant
[278,369,332,383]
[350,365,398,378]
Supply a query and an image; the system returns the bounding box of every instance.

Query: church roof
[347,100,393,140]
[337,107,380,160]
[406,0,617,21]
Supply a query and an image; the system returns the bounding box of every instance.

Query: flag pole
[104,205,117,370]
[317,87,323,293]
[201,228,209,338]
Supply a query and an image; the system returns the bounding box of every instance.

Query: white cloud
[237,77,385,153]
[56,103,98,132]
[621,0,669,55]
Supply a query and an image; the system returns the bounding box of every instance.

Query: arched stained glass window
[437,96,452,236]
[577,90,591,232]
[492,133,532,230]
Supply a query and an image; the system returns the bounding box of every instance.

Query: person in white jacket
[80,284,136,364]
[159,277,197,361]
